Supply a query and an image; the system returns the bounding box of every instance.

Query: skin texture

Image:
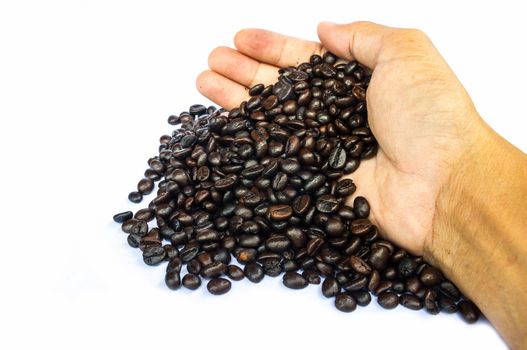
[196,22,527,348]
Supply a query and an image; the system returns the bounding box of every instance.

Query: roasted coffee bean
[244,262,265,283]
[302,270,321,285]
[315,195,339,213]
[423,288,440,315]
[249,84,264,96]
[207,277,231,295]
[322,277,340,298]
[324,217,344,237]
[349,256,372,275]
[335,293,357,312]
[377,291,399,309]
[182,273,201,290]
[201,261,227,278]
[268,205,293,220]
[165,271,181,290]
[352,291,372,306]
[439,295,458,313]
[226,265,244,281]
[458,300,480,323]
[328,147,346,169]
[350,219,372,235]
[398,258,418,278]
[420,266,443,286]
[283,272,308,289]
[128,191,143,203]
[113,211,133,223]
[143,245,166,266]
[400,294,423,310]
[266,235,291,252]
[353,196,370,218]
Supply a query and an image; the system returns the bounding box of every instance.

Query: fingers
[317,21,394,69]
[196,70,248,110]
[208,46,279,88]
[234,29,324,68]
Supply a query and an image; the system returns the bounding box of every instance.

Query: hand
[196,21,484,256]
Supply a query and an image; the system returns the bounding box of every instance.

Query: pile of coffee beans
[114,52,480,323]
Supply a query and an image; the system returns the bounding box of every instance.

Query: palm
[197,27,473,255]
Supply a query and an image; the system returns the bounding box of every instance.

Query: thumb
[317,21,396,69]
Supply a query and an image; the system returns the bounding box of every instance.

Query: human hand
[197,21,484,256]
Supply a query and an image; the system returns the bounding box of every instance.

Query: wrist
[426,117,527,348]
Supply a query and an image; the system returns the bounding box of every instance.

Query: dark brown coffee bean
[322,277,340,298]
[328,147,346,169]
[458,300,480,323]
[249,83,264,96]
[268,205,293,220]
[128,191,143,203]
[201,261,227,278]
[143,245,166,265]
[207,277,231,295]
[283,272,308,289]
[226,265,244,281]
[377,291,399,309]
[353,196,370,218]
[400,294,423,310]
[244,262,265,283]
[113,211,133,223]
[325,217,345,236]
[165,271,181,290]
[420,266,443,286]
[350,256,372,275]
[315,195,339,213]
[266,235,291,253]
[302,270,321,285]
[350,218,372,235]
[182,273,201,290]
[335,293,357,312]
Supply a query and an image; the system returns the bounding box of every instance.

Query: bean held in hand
[113,52,478,322]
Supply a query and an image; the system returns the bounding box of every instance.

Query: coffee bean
[335,293,357,312]
[207,277,231,295]
[353,196,370,218]
[352,291,372,306]
[328,147,346,169]
[459,300,480,323]
[165,271,181,290]
[265,235,291,252]
[325,217,344,236]
[182,273,201,290]
[244,262,265,283]
[420,266,443,286]
[128,191,143,203]
[349,256,372,275]
[377,291,399,309]
[227,265,244,281]
[400,294,423,310]
[351,219,372,235]
[322,277,340,298]
[249,84,264,96]
[143,245,166,265]
[137,179,154,195]
[302,270,321,285]
[268,205,293,221]
[201,261,227,278]
[113,211,133,223]
[283,272,308,289]
[315,195,339,213]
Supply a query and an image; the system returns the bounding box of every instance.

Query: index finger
[234,29,324,68]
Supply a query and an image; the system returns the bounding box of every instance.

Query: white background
[1,0,524,349]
